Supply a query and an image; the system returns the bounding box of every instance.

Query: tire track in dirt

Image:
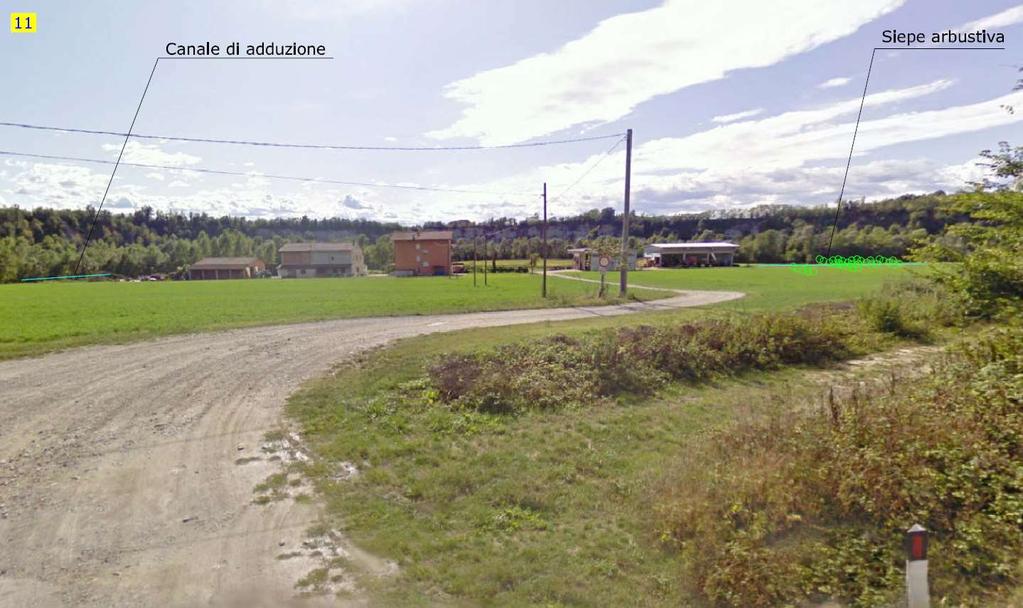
[0,291,743,608]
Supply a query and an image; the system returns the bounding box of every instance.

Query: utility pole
[483,233,488,286]
[619,128,633,297]
[542,182,548,298]
[473,235,478,287]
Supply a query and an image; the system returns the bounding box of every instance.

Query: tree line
[0,190,962,281]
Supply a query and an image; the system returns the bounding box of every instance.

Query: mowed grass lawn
[0,273,654,360]
[567,263,924,311]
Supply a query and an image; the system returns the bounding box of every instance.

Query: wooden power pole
[619,128,633,296]
[542,182,548,298]
[473,236,478,287]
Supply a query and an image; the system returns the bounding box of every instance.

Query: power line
[0,149,535,198]
[550,134,626,201]
[0,120,626,152]
[826,48,875,258]
[75,58,159,275]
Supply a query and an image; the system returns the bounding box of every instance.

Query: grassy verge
[285,282,949,606]
[566,264,922,311]
[0,272,661,359]
[288,345,877,606]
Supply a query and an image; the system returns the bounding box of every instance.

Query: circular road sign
[597,255,612,271]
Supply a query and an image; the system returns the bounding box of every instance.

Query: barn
[643,242,739,267]
[188,257,266,280]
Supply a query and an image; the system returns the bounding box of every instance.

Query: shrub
[653,326,1023,607]
[859,297,913,335]
[858,279,959,338]
[430,339,599,414]
[426,306,877,415]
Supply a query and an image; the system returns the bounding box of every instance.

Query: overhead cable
[550,134,626,201]
[0,149,534,198]
[0,121,626,152]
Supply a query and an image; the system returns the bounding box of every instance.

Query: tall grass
[651,324,1023,607]
[427,307,862,415]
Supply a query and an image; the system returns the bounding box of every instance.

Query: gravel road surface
[0,288,742,607]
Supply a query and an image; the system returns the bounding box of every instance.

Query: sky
[2,0,1023,224]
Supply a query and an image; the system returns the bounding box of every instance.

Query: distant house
[277,242,367,278]
[568,248,638,271]
[643,242,739,267]
[188,257,265,280]
[392,231,453,276]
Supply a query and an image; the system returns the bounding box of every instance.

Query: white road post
[905,524,930,608]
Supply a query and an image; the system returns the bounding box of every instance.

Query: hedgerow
[427,306,862,415]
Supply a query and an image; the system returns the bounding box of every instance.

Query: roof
[391,230,454,241]
[646,241,739,250]
[278,242,355,252]
[568,247,635,254]
[190,257,264,270]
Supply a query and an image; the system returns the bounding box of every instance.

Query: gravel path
[0,289,742,607]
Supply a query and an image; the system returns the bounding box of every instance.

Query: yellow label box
[10,12,36,33]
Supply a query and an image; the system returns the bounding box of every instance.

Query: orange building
[391,230,453,276]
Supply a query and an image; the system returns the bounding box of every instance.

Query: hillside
[0,191,957,281]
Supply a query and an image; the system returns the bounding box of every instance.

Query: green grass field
[0,273,650,359]
[568,264,925,311]
[1,265,922,360]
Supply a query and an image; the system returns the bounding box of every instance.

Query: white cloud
[10,163,108,203]
[102,142,201,167]
[427,0,905,145]
[818,76,852,89]
[957,5,1023,31]
[635,79,958,174]
[711,108,764,123]
[444,80,1018,217]
[7,81,1016,223]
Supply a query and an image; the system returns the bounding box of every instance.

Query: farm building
[188,257,265,280]
[568,248,638,271]
[643,242,739,267]
[392,231,453,276]
[277,242,367,278]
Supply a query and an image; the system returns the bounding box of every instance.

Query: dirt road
[0,289,742,608]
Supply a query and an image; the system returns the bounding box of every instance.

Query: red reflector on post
[905,524,928,561]
[911,536,924,560]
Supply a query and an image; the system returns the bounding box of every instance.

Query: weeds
[427,305,866,415]
[858,279,958,339]
[653,325,1023,607]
